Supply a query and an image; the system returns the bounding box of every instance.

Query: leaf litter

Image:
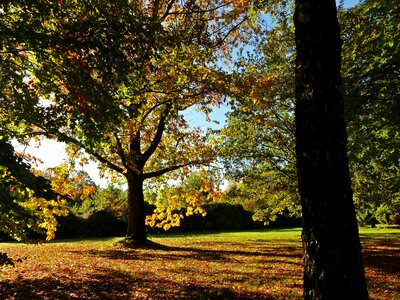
[0,230,398,299]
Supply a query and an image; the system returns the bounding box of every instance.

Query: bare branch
[143,159,208,179]
[142,102,172,162]
[33,124,124,174]
[113,133,128,169]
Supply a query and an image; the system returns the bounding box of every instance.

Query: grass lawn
[0,227,399,299]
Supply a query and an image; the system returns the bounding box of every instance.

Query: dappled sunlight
[1,230,399,299]
[1,232,304,299]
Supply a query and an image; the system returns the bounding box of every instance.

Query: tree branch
[34,124,124,174]
[113,133,128,169]
[141,101,172,162]
[143,159,207,179]
[161,0,176,21]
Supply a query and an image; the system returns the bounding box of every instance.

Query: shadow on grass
[45,243,302,299]
[0,266,285,299]
[0,268,133,299]
[68,242,303,265]
[362,239,400,275]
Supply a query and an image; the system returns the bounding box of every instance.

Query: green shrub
[87,210,126,237]
[56,213,88,239]
[56,201,156,239]
[178,202,263,232]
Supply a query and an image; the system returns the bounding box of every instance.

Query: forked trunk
[125,170,147,244]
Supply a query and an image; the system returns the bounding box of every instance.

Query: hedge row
[0,202,300,241]
[56,210,127,239]
[178,203,263,232]
[54,202,300,239]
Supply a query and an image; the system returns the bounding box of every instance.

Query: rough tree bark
[293,0,369,298]
[125,170,147,244]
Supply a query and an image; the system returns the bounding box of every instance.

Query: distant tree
[219,5,300,223]
[340,0,400,225]
[221,0,400,226]
[294,0,368,298]
[74,184,128,220]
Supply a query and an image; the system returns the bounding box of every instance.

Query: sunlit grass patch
[0,228,399,299]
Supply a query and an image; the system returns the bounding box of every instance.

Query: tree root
[115,236,165,249]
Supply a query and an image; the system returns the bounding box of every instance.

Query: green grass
[150,227,302,240]
[1,228,399,299]
[359,226,400,238]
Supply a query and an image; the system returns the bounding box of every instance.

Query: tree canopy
[1,0,397,253]
[341,0,400,225]
[219,3,300,223]
[0,0,262,244]
[220,0,400,226]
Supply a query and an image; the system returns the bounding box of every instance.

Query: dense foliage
[220,0,400,226]
[0,0,397,248]
[340,0,400,225]
[0,138,67,242]
[220,3,300,223]
[0,138,68,266]
[0,0,265,243]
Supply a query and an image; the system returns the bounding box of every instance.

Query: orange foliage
[44,164,96,201]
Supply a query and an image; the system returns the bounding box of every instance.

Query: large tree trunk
[293,0,369,298]
[125,170,147,244]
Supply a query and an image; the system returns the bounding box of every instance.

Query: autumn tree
[340,0,400,225]
[1,0,253,244]
[219,4,300,223]
[220,0,400,227]
[294,0,368,297]
[73,183,128,220]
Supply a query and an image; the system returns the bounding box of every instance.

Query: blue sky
[185,0,361,130]
[343,0,360,8]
